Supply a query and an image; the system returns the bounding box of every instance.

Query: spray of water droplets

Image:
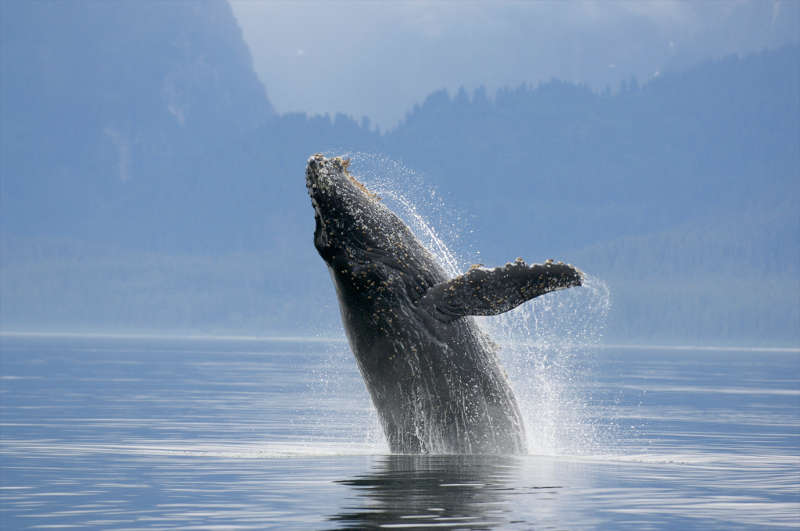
[337,151,467,278]
[479,274,613,455]
[312,152,614,455]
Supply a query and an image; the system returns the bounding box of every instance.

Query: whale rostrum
[306,154,583,454]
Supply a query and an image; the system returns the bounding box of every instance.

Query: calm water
[0,334,798,529]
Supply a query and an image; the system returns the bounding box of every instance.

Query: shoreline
[1,330,798,353]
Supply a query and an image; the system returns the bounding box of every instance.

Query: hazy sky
[232,1,798,129]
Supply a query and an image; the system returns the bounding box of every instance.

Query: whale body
[306,154,582,454]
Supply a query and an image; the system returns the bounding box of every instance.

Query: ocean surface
[0,333,798,530]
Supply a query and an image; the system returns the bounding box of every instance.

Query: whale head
[306,154,383,256]
[306,153,445,303]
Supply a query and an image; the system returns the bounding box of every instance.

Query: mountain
[0,1,797,345]
[1,0,273,250]
[386,48,799,260]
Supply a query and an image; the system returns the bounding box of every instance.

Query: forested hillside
[1,0,273,249]
[1,1,797,345]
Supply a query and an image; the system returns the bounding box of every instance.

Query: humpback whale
[306,154,582,454]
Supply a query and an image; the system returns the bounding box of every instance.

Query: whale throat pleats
[419,259,583,322]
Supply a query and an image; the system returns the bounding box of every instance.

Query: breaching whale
[306,154,582,454]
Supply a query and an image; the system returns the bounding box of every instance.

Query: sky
[230,0,799,130]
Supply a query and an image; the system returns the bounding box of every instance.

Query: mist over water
[314,153,614,456]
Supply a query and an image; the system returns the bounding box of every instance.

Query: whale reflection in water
[326,455,562,529]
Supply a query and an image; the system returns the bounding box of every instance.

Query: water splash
[308,338,389,453]
[335,151,467,278]
[481,274,612,455]
[316,153,613,455]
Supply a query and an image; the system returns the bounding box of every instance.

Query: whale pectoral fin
[419,259,583,322]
